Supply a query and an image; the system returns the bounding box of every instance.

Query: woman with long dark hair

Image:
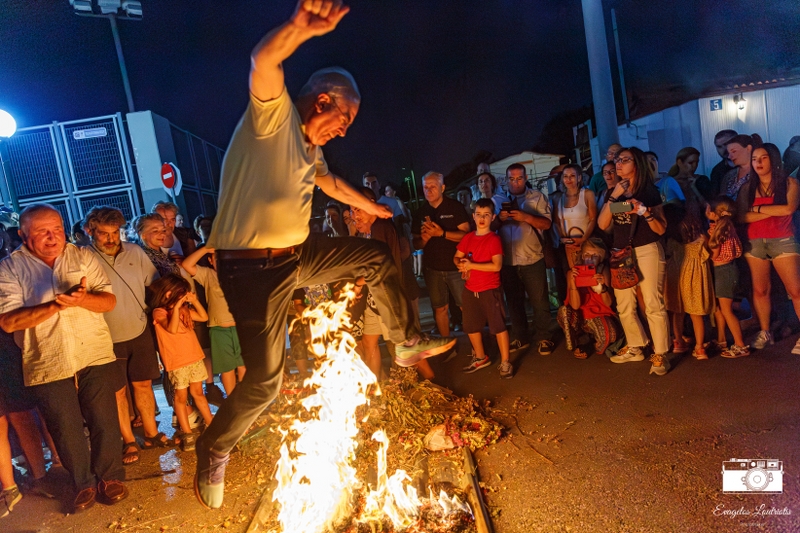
[597,147,671,375]
[736,143,800,352]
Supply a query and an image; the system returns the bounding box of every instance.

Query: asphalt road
[3,292,799,533]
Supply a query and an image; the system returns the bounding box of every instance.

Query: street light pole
[109,15,135,113]
[71,1,141,114]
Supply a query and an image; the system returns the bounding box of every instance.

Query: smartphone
[63,283,83,295]
[574,264,597,287]
[610,201,633,214]
[501,202,513,212]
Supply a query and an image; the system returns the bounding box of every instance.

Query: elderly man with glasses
[195,0,455,510]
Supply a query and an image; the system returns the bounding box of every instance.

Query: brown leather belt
[216,247,296,261]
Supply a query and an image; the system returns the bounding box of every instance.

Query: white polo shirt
[208,87,329,250]
[91,242,159,343]
[0,244,116,386]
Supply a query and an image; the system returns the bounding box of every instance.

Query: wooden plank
[462,447,494,533]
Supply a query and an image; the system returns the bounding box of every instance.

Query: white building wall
[614,82,800,177]
[765,84,800,154]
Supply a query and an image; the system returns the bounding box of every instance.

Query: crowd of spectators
[1,128,800,518]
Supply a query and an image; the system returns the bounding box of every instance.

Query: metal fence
[0,113,139,228]
[169,124,224,222]
[0,113,225,227]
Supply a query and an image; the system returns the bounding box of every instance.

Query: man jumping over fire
[194,0,456,509]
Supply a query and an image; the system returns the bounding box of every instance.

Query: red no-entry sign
[161,163,176,189]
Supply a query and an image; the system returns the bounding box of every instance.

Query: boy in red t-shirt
[454,199,513,378]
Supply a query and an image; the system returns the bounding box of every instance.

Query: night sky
[1,0,798,186]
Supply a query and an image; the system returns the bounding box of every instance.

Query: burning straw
[271,287,474,533]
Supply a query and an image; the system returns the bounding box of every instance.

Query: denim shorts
[423,268,465,309]
[744,236,800,260]
[713,262,739,300]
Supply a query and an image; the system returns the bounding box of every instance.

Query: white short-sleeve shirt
[0,244,116,386]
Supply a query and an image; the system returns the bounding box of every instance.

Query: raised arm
[250,0,350,101]
[182,247,213,277]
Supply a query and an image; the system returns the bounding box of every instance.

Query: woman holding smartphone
[552,164,597,268]
[597,147,671,375]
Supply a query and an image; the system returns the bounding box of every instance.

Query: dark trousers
[30,362,124,492]
[501,259,552,343]
[198,233,418,455]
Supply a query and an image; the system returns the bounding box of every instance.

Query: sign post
[160,162,182,201]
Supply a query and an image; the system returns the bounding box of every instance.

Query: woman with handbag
[598,147,671,375]
[552,164,598,269]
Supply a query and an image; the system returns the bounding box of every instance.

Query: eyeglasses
[602,170,615,176]
[614,156,634,165]
[331,97,354,128]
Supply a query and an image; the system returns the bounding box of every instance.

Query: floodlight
[0,110,16,138]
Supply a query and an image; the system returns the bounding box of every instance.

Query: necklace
[758,180,773,198]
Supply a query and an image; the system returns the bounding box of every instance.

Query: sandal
[141,432,172,449]
[132,416,143,428]
[573,348,589,359]
[691,347,708,360]
[122,442,140,465]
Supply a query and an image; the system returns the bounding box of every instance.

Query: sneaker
[194,448,230,510]
[180,432,197,452]
[752,330,773,350]
[792,338,800,355]
[463,356,491,373]
[609,346,645,363]
[0,485,21,518]
[395,336,457,367]
[509,339,530,353]
[205,384,226,407]
[498,361,514,379]
[537,340,555,355]
[721,344,751,359]
[649,353,671,376]
[172,408,205,429]
[188,408,204,429]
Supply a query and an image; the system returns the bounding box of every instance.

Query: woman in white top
[553,164,597,267]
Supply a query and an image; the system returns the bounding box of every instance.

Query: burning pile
[266,288,502,533]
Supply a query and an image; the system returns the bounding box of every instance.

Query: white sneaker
[752,330,774,350]
[188,407,204,429]
[609,346,645,363]
[792,338,800,355]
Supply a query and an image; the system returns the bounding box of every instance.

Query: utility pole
[580,0,619,173]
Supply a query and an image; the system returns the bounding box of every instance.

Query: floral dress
[679,237,714,315]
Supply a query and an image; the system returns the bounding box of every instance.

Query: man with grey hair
[412,171,471,338]
[0,203,128,513]
[196,0,455,509]
[84,206,166,456]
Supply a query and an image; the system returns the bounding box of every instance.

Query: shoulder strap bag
[609,215,640,290]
